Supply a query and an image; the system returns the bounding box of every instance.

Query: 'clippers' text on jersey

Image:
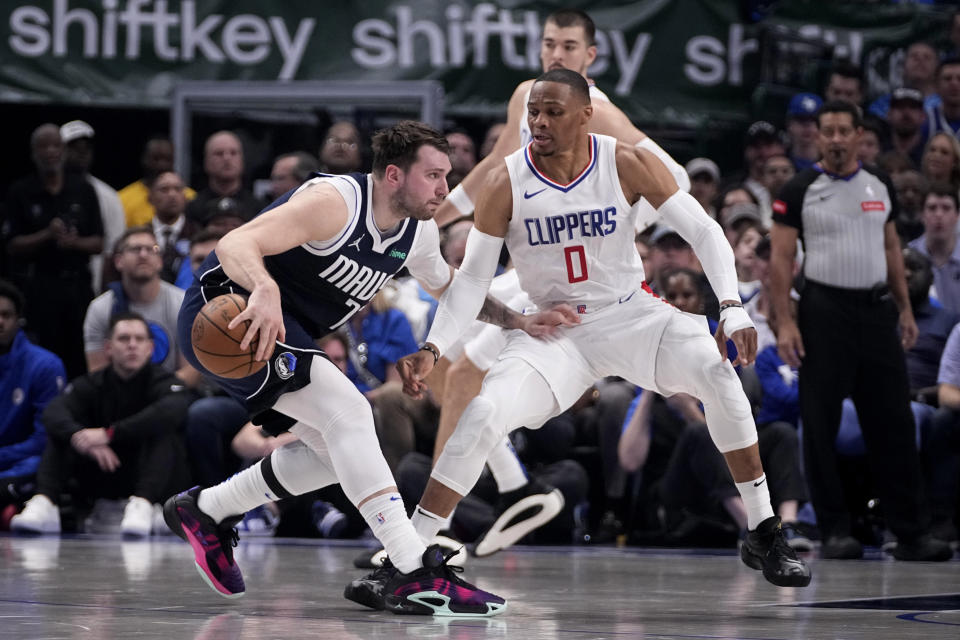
[524,207,617,246]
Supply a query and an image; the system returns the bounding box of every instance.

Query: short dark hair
[545,9,596,46]
[276,151,319,183]
[114,225,156,254]
[371,120,449,177]
[937,56,960,77]
[817,100,863,129]
[829,61,863,85]
[190,228,223,246]
[108,311,151,338]
[535,68,591,104]
[0,279,25,316]
[925,182,960,211]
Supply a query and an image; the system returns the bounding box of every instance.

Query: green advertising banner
[0,1,952,126]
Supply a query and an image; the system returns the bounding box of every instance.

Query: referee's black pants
[798,280,927,542]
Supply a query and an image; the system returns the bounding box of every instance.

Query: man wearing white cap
[685,158,721,219]
[61,120,125,294]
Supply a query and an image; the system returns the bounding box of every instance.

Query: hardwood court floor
[0,534,957,639]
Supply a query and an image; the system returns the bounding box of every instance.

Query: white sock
[486,438,528,493]
[411,504,445,544]
[358,493,425,573]
[735,474,776,530]
[197,461,275,524]
[441,509,454,531]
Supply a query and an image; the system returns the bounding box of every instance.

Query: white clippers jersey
[519,83,611,147]
[503,133,646,310]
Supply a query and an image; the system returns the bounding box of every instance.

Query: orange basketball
[191,293,266,379]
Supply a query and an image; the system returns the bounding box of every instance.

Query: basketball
[191,293,266,379]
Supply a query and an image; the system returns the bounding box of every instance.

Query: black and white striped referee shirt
[772,163,897,289]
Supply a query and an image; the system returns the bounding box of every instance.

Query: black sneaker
[163,486,245,598]
[473,480,564,557]
[821,535,864,560]
[383,545,506,617]
[891,535,953,561]
[344,557,397,610]
[740,516,812,587]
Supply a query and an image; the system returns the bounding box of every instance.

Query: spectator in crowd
[445,129,478,188]
[200,195,256,235]
[646,226,698,293]
[145,171,198,285]
[785,93,822,171]
[920,132,960,193]
[901,248,956,404]
[10,312,191,536]
[174,228,222,290]
[733,223,764,304]
[185,131,261,227]
[0,280,66,524]
[83,227,188,378]
[318,121,363,174]
[892,169,928,243]
[440,220,473,269]
[743,236,780,352]
[858,119,884,167]
[761,154,796,203]
[923,57,960,140]
[685,158,720,218]
[119,136,196,228]
[908,183,960,316]
[741,121,786,219]
[715,184,760,231]
[925,321,960,543]
[3,123,103,379]
[824,62,864,106]
[60,120,125,295]
[342,290,435,472]
[885,88,928,168]
[869,43,941,118]
[877,150,917,176]
[268,152,319,201]
[479,122,506,159]
[721,201,764,248]
[770,100,950,561]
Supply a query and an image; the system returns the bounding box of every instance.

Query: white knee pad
[268,437,339,496]
[695,357,757,453]
[433,394,509,496]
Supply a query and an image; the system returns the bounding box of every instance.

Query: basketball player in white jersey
[395,69,811,591]
[417,9,690,558]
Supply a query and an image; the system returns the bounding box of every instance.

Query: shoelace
[438,548,467,582]
[769,527,800,560]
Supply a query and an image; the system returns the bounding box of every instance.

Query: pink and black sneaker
[383,545,506,617]
[163,486,245,599]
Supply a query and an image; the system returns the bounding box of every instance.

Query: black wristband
[719,302,743,313]
[419,343,440,364]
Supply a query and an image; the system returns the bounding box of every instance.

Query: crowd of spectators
[1,14,960,560]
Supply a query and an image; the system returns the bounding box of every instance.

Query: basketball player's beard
[391,189,433,221]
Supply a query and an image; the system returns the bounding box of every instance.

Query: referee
[769,100,951,561]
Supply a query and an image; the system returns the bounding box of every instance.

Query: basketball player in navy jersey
[391,71,811,594]
[163,121,576,616]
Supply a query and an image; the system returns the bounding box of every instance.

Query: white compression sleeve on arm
[636,138,690,192]
[657,190,740,303]
[425,227,504,354]
[446,184,475,217]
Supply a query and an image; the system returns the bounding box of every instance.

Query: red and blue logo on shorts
[577,304,587,314]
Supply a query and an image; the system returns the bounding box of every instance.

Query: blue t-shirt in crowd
[0,331,66,477]
[907,298,957,390]
[346,308,418,394]
[754,345,799,427]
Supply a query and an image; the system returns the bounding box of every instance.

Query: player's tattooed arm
[477,295,522,330]
[477,295,579,337]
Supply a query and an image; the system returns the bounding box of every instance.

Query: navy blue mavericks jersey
[195,172,422,337]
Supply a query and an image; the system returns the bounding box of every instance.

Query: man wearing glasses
[83,226,192,378]
[319,121,364,174]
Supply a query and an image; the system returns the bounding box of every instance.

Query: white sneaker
[10,494,61,534]
[121,496,154,537]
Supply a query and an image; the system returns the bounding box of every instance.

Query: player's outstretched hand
[520,303,581,339]
[230,281,286,362]
[396,349,436,399]
[715,319,759,367]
